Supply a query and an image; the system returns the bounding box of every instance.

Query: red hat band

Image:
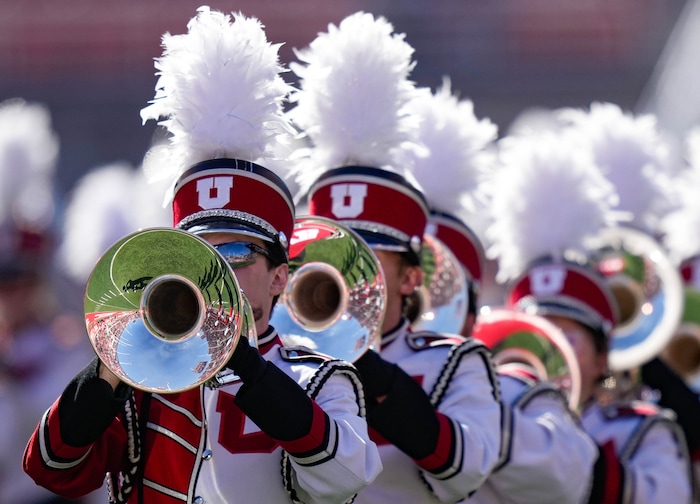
[506,261,618,334]
[307,166,428,257]
[173,159,294,250]
[680,256,700,291]
[426,212,484,284]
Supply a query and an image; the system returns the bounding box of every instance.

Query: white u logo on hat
[330,184,367,218]
[529,264,566,296]
[197,176,234,209]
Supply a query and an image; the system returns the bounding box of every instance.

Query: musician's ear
[270,263,288,298]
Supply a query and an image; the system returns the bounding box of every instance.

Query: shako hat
[487,113,623,345]
[287,12,427,264]
[140,7,296,261]
[426,211,485,285]
[404,79,497,285]
[307,165,428,263]
[560,102,675,237]
[506,259,619,338]
[172,159,294,255]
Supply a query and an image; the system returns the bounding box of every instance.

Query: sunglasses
[214,241,271,268]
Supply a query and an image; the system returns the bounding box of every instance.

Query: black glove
[353,349,399,399]
[226,336,268,383]
[641,357,700,453]
[227,340,317,442]
[354,350,440,461]
[58,357,132,447]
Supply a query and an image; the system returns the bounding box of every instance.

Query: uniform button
[202,449,213,460]
[193,497,204,504]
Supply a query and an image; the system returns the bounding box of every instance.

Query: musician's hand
[354,349,397,400]
[355,349,441,460]
[226,339,317,442]
[226,337,267,384]
[58,358,131,447]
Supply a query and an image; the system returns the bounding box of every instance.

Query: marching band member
[489,119,692,504]
[566,102,700,469]
[288,12,502,502]
[507,264,692,504]
[0,98,105,504]
[469,306,597,504]
[402,78,495,339]
[23,7,381,503]
[406,84,597,504]
[50,160,170,504]
[657,127,700,489]
[307,165,502,503]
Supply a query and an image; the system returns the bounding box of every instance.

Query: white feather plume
[59,162,171,285]
[287,11,421,196]
[560,102,675,235]
[0,99,59,230]
[487,130,620,283]
[686,126,700,170]
[404,79,497,219]
[140,6,295,201]
[506,106,568,137]
[660,128,700,264]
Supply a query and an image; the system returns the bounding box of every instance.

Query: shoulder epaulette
[497,363,541,387]
[614,402,683,464]
[513,381,570,411]
[429,336,500,408]
[278,345,333,363]
[406,330,467,351]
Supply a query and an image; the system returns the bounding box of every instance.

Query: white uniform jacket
[354,320,502,503]
[468,367,597,504]
[24,328,382,503]
[581,400,693,504]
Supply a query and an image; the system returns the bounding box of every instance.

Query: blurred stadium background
[0,0,698,202]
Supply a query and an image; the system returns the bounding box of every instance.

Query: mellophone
[85,219,689,403]
[84,217,386,393]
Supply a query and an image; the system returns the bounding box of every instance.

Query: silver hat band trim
[177,209,278,237]
[340,220,410,245]
[518,294,610,332]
